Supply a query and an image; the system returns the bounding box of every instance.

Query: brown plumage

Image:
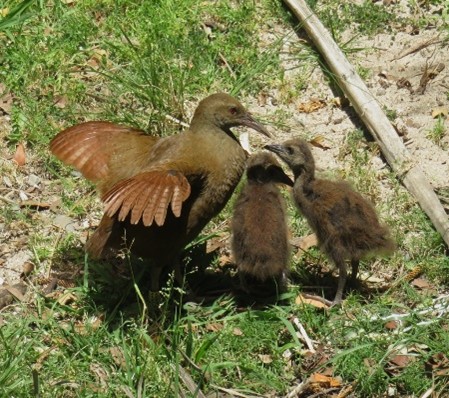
[50,93,270,292]
[265,138,395,305]
[231,152,293,295]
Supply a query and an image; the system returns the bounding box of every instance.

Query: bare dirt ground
[1,0,448,299]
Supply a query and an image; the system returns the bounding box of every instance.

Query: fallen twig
[292,316,316,352]
[370,294,449,333]
[392,35,442,61]
[0,194,18,206]
[212,384,264,398]
[285,380,310,398]
[176,365,207,398]
[164,114,189,128]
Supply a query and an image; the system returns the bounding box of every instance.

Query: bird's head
[264,138,314,178]
[192,93,271,138]
[246,152,293,186]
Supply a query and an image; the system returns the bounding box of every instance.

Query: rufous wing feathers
[50,121,148,182]
[102,170,191,227]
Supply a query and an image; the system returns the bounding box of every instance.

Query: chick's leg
[350,259,359,285]
[333,259,347,306]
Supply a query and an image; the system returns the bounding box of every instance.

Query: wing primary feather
[154,185,175,226]
[117,180,145,222]
[142,183,164,226]
[130,184,154,224]
[102,170,191,226]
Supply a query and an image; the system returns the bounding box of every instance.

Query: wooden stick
[283,0,449,247]
[292,316,316,352]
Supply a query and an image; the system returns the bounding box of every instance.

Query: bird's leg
[333,261,347,306]
[148,265,164,316]
[239,272,250,294]
[174,258,186,289]
[350,259,359,285]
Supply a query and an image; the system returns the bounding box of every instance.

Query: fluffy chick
[231,152,293,297]
[266,138,395,305]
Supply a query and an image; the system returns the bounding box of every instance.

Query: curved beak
[271,166,294,187]
[264,143,287,156]
[240,113,271,137]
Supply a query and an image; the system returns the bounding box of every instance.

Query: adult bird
[265,138,395,306]
[50,93,271,294]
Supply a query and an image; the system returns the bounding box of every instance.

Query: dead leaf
[74,317,103,335]
[309,135,331,150]
[0,83,13,113]
[57,292,77,306]
[291,234,317,251]
[425,353,449,376]
[432,107,448,119]
[87,49,109,69]
[3,283,27,301]
[206,322,223,332]
[20,200,51,210]
[218,253,232,267]
[109,346,127,367]
[360,273,386,284]
[90,363,109,387]
[13,143,26,166]
[384,320,399,330]
[232,327,244,336]
[258,354,273,364]
[257,91,268,106]
[411,277,431,290]
[309,372,341,387]
[0,283,27,309]
[54,95,68,109]
[295,294,329,309]
[390,354,413,368]
[206,235,228,254]
[33,346,58,371]
[298,98,326,113]
[20,262,34,278]
[330,96,349,107]
[321,367,335,377]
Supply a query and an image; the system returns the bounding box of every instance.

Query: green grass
[1,0,449,397]
[426,116,447,148]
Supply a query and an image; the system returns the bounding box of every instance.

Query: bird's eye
[286,146,294,155]
[229,106,238,115]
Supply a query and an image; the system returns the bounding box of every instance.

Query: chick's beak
[273,167,294,187]
[264,144,287,156]
[240,113,271,138]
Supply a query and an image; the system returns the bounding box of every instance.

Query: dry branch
[283,0,449,247]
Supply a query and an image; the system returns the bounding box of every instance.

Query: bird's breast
[185,148,246,233]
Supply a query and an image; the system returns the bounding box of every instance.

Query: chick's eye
[229,106,238,115]
[286,146,294,155]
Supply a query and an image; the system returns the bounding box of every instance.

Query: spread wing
[102,170,191,227]
[50,121,158,184]
[51,121,192,227]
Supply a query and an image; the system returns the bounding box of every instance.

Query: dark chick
[265,138,395,305]
[50,93,270,295]
[231,152,293,296]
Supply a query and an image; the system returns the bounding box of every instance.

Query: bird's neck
[294,163,315,191]
[190,117,240,144]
